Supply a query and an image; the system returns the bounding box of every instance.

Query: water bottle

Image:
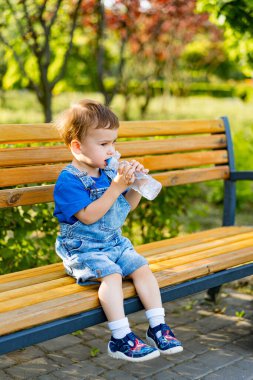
[106,151,162,200]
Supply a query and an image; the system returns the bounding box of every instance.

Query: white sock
[108,317,131,339]
[145,307,165,328]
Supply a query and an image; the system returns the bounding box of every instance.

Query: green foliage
[90,347,100,357]
[123,186,195,245]
[72,330,84,336]
[170,82,253,100]
[0,203,59,275]
[197,0,253,78]
[235,310,246,318]
[181,34,245,81]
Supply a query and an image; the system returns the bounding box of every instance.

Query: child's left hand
[128,159,149,174]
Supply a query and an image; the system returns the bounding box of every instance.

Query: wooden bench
[1,116,253,356]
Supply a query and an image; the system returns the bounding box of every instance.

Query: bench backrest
[0,117,234,213]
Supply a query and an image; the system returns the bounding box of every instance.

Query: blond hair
[55,99,119,146]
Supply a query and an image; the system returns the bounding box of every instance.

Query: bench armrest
[230,171,253,181]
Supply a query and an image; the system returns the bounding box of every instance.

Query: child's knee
[98,273,123,300]
[130,264,152,278]
[100,272,122,284]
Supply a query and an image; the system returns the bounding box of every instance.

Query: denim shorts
[56,234,148,286]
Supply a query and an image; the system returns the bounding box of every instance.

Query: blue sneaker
[108,332,160,362]
[146,323,183,354]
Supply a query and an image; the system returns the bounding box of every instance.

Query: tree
[213,0,253,35]
[124,0,217,115]
[0,0,82,121]
[80,0,218,115]
[197,0,253,78]
[80,0,142,106]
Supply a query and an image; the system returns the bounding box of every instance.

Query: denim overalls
[55,164,148,285]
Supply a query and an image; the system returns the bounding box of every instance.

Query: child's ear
[70,139,81,154]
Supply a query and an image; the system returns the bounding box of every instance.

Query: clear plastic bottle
[106,151,162,200]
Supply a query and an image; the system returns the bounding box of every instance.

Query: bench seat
[1,225,253,337]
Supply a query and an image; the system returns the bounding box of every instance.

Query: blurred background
[0,1,253,284]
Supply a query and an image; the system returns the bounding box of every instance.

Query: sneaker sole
[108,346,160,362]
[146,335,184,355]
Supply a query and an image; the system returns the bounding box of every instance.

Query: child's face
[74,127,118,169]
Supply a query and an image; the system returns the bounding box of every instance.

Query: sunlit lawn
[1,90,253,132]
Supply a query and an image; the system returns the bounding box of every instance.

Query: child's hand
[112,161,135,191]
[129,159,149,174]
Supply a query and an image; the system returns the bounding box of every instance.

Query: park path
[0,284,253,380]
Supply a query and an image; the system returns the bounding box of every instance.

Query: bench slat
[0,166,229,208]
[0,246,252,336]
[0,263,62,284]
[156,166,229,187]
[118,134,227,156]
[0,151,228,187]
[0,146,72,167]
[130,151,228,171]
[0,163,66,187]
[0,283,93,313]
[145,231,253,261]
[118,120,225,137]
[0,124,60,143]
[0,120,225,143]
[0,264,64,293]
[149,236,253,271]
[0,277,75,302]
[0,135,227,167]
[155,247,253,287]
[0,270,66,293]
[0,185,55,208]
[137,226,253,254]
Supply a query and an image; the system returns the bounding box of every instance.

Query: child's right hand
[112,161,135,192]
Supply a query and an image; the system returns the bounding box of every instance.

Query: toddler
[54,99,183,362]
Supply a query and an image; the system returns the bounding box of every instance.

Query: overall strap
[104,168,116,182]
[63,164,95,190]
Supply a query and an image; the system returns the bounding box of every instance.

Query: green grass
[0,91,104,124]
[1,90,253,129]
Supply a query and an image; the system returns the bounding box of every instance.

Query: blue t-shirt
[54,169,111,224]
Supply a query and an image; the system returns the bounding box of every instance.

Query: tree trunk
[38,91,52,123]
[140,86,152,118]
[43,91,52,122]
[122,93,131,120]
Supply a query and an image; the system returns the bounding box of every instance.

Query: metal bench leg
[206,285,221,303]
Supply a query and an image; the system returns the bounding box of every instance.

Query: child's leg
[128,265,163,310]
[129,265,183,354]
[98,273,125,321]
[98,273,131,339]
[129,265,166,326]
[100,273,160,361]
